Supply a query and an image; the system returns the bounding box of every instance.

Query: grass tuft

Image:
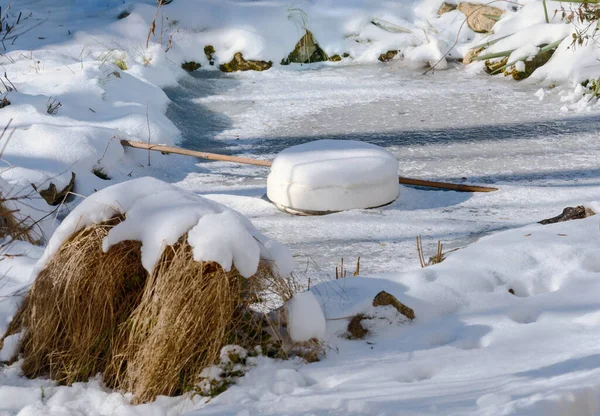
[6,217,304,402]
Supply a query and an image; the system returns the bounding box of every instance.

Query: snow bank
[285,291,326,343]
[35,177,294,278]
[267,140,400,212]
[151,0,452,68]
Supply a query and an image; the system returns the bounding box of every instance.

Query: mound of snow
[35,177,294,278]
[285,291,326,343]
[267,140,400,212]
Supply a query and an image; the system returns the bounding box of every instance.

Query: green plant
[96,45,128,71]
[114,57,127,71]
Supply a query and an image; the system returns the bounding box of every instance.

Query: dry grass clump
[7,217,296,403]
[17,216,146,383]
[0,193,38,244]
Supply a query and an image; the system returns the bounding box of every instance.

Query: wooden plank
[121,140,273,167]
[398,177,498,193]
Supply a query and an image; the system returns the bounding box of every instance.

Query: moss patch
[378,50,399,63]
[281,30,328,65]
[509,48,554,81]
[181,61,201,72]
[219,53,272,72]
[204,45,216,66]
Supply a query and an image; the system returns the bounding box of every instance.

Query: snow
[267,140,399,212]
[182,214,600,415]
[0,334,20,362]
[285,291,327,343]
[35,177,293,278]
[1,0,600,415]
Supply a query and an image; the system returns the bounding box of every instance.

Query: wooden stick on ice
[121,140,498,193]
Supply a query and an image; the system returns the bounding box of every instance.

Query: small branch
[146,105,151,166]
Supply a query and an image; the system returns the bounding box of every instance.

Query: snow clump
[267,140,400,213]
[34,177,294,279]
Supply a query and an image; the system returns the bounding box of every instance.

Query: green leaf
[371,18,412,34]
[482,14,502,21]
[471,33,513,50]
[472,49,515,61]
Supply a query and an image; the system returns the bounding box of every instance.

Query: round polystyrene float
[267,139,400,215]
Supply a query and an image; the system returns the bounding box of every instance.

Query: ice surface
[267,139,399,211]
[170,64,600,277]
[285,291,327,343]
[35,177,293,278]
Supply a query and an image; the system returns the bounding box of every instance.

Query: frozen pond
[163,63,600,278]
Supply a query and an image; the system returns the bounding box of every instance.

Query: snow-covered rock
[35,177,294,278]
[285,291,326,343]
[267,140,400,213]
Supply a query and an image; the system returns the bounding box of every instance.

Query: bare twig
[146,106,151,166]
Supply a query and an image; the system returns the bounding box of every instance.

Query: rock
[32,172,76,206]
[508,288,515,295]
[219,52,272,72]
[181,61,201,72]
[510,48,554,80]
[373,291,415,320]
[346,314,369,339]
[457,3,503,33]
[438,2,457,15]
[378,50,400,63]
[281,30,328,65]
[539,206,595,225]
[0,97,10,109]
[463,47,483,65]
[328,54,342,62]
[204,45,216,66]
[117,10,130,19]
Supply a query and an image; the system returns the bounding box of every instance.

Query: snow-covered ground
[1,0,600,415]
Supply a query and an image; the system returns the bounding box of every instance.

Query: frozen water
[164,63,600,275]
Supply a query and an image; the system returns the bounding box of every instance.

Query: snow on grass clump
[267,140,399,213]
[285,291,326,343]
[4,177,306,403]
[36,177,294,278]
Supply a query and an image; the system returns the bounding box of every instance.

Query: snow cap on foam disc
[267,139,400,213]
